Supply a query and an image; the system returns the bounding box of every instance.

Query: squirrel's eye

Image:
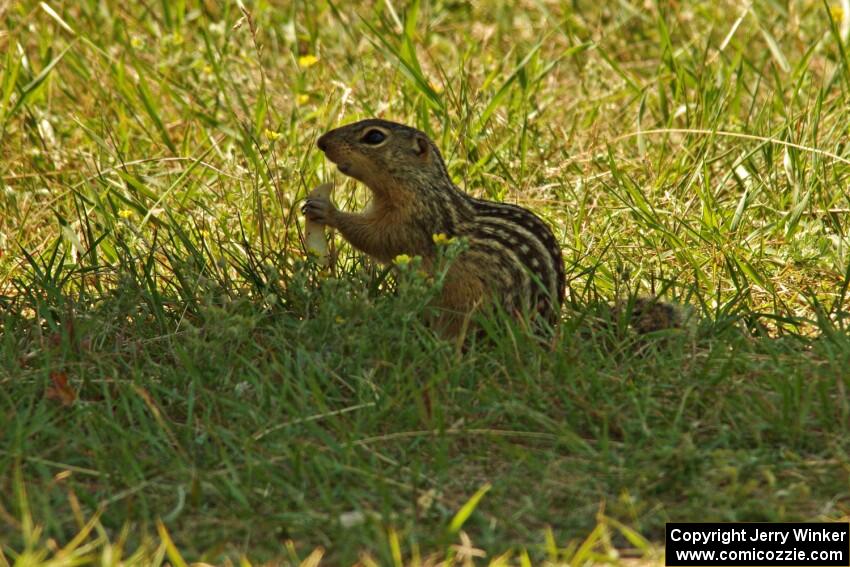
[361,130,386,145]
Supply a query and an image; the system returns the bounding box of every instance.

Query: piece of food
[304,183,333,266]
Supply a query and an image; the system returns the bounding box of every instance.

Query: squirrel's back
[460,196,565,324]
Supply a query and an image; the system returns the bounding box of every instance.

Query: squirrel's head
[317,119,451,194]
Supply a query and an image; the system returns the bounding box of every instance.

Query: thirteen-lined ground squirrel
[302,118,565,336]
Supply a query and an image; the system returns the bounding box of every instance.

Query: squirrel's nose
[317,133,329,152]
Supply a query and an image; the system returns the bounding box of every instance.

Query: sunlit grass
[2,470,663,565]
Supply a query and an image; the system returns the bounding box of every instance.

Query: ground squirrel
[303,118,565,336]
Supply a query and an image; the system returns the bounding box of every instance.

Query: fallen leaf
[45,371,76,406]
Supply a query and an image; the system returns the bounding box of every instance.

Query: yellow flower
[831,4,844,23]
[171,31,184,46]
[130,36,143,49]
[118,209,134,219]
[264,129,281,141]
[202,64,214,76]
[298,54,319,68]
[393,254,412,266]
[297,93,310,105]
[432,233,455,245]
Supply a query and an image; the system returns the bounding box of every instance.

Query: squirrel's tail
[621,297,695,334]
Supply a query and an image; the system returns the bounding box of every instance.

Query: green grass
[3,0,850,563]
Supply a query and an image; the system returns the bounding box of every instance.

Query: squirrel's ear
[412,134,430,159]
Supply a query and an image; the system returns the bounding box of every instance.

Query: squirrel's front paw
[301,197,336,226]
